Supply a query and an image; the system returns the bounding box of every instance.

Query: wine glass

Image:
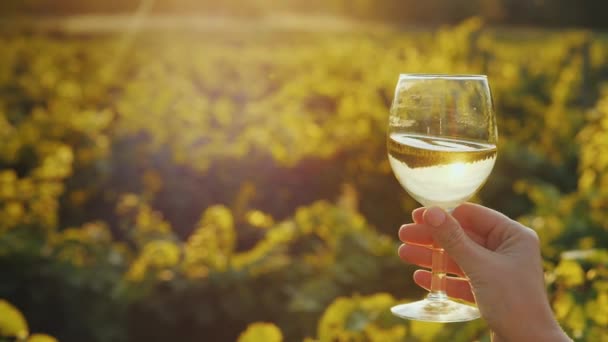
[387,74,498,322]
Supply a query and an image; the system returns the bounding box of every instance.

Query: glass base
[391,298,480,322]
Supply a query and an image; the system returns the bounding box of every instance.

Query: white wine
[387,133,497,210]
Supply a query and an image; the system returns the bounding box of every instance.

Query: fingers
[413,269,476,303]
[395,207,426,245]
[399,224,434,246]
[452,203,516,238]
[398,244,465,276]
[402,204,511,248]
[399,222,487,247]
[412,207,425,224]
[423,207,485,272]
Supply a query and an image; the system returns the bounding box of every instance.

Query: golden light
[448,161,466,179]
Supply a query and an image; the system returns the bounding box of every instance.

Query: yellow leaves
[318,293,404,342]
[233,200,378,276]
[586,290,608,326]
[0,110,14,138]
[551,253,608,339]
[363,323,406,342]
[246,209,274,229]
[183,205,235,277]
[127,200,378,283]
[134,206,172,239]
[576,94,608,227]
[0,170,17,199]
[49,221,115,267]
[567,305,586,339]
[553,291,590,339]
[318,296,361,340]
[578,169,596,192]
[578,95,608,178]
[578,236,595,249]
[0,299,28,339]
[0,300,57,341]
[0,169,17,183]
[213,97,235,127]
[0,23,607,342]
[0,47,114,232]
[270,144,288,163]
[126,259,148,282]
[555,259,585,288]
[71,221,113,243]
[27,334,58,342]
[141,240,181,268]
[127,240,181,282]
[554,292,576,320]
[409,321,444,341]
[116,193,140,214]
[116,194,173,245]
[32,143,74,180]
[293,201,368,247]
[230,222,293,274]
[586,326,608,342]
[57,80,82,99]
[237,322,283,342]
[0,164,59,231]
[4,202,24,220]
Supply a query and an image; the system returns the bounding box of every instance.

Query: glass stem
[427,246,448,301]
[427,208,452,302]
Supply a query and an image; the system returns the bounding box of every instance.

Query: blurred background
[0,0,607,341]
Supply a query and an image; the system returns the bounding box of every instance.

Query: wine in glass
[387,74,498,322]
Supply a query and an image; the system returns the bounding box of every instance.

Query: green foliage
[317,293,406,341]
[0,18,607,341]
[121,199,403,341]
[272,293,488,341]
[516,84,608,341]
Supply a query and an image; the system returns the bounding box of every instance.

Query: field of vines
[1,18,608,341]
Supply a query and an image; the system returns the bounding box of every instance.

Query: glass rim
[399,73,488,80]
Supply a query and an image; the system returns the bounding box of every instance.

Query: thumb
[423,206,482,272]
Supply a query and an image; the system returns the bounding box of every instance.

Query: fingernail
[425,207,446,227]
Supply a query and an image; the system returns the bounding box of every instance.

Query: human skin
[398,204,571,342]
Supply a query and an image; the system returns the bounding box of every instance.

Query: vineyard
[1,18,608,341]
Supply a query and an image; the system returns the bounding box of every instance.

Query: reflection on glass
[387,74,498,322]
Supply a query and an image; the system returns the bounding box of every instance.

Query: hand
[398,203,570,342]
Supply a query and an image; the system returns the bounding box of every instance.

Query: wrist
[488,287,569,342]
[492,321,570,342]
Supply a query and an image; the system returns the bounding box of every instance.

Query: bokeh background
[1,0,607,341]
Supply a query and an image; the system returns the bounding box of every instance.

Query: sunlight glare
[448,162,466,179]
